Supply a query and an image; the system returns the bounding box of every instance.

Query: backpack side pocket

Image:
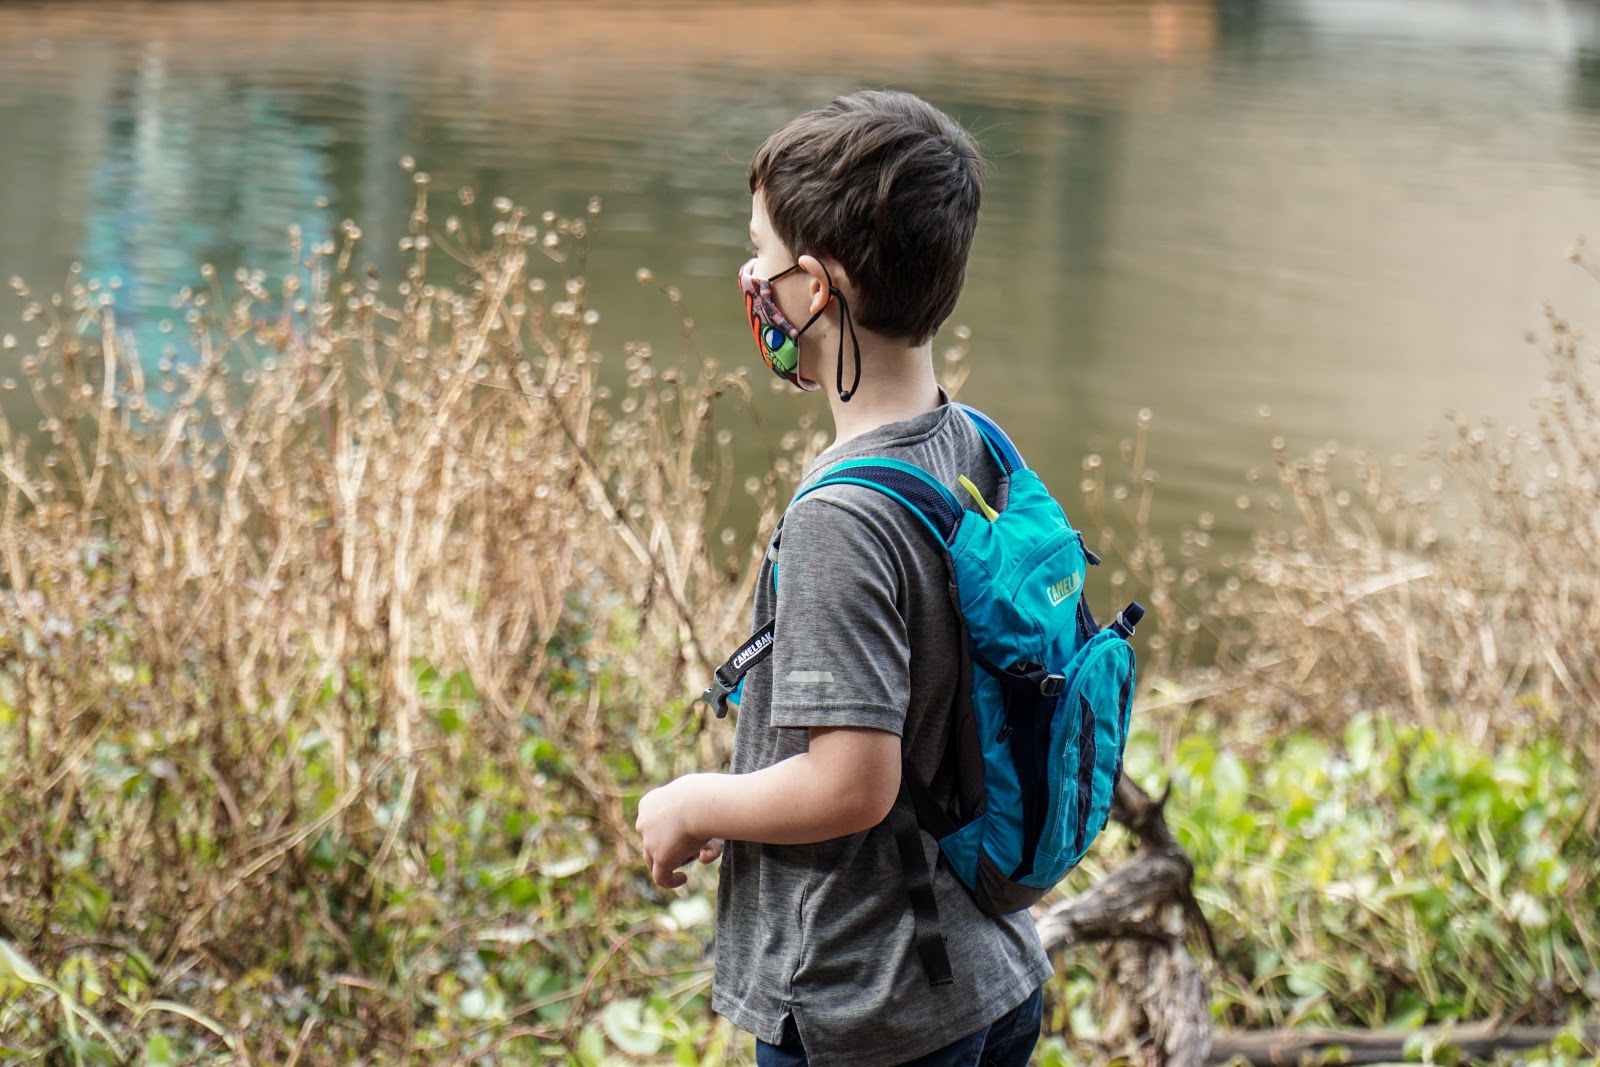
[1027,630,1136,886]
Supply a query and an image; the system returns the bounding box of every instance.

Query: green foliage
[1122,714,1599,1032]
[0,654,733,1064]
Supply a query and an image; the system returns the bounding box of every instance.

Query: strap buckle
[699,619,776,720]
[1010,660,1066,699]
[697,668,738,719]
[1110,601,1145,640]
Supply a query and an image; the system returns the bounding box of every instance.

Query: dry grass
[1052,260,1600,1048]
[0,179,830,1061]
[1076,278,1600,798]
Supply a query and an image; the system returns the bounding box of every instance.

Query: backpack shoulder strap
[793,457,965,548]
[794,458,969,989]
[699,458,963,717]
[955,403,1027,474]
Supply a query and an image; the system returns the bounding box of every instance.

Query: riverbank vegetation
[1,188,1596,1063]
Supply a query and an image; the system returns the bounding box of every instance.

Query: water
[5,0,1600,548]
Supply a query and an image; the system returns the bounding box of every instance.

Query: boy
[636,91,1050,1066]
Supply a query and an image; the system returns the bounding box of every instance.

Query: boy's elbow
[807,726,902,837]
[812,731,901,835]
[847,781,900,834]
[821,779,893,836]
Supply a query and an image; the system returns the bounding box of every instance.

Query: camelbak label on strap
[699,618,776,718]
[730,628,774,672]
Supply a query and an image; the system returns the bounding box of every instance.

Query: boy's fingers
[647,845,690,887]
[651,857,688,888]
[644,838,707,887]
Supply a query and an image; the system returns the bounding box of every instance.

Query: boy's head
[749,91,983,347]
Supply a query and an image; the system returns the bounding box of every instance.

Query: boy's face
[744,190,824,392]
[747,190,793,287]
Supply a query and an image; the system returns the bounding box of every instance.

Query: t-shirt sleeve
[768,491,910,735]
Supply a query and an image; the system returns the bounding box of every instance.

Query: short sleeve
[768,491,910,734]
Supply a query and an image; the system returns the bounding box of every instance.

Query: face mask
[738,258,862,401]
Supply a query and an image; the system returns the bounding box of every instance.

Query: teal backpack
[702,405,1143,986]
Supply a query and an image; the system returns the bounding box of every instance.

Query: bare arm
[636,725,900,887]
[638,495,913,887]
[695,725,901,843]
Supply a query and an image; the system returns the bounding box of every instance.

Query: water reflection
[4,0,1600,549]
[82,51,332,357]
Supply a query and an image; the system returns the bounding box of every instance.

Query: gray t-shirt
[711,401,1052,1067]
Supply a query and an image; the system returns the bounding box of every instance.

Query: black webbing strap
[698,618,775,718]
[901,760,957,839]
[890,781,955,987]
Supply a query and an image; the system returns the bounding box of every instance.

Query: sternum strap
[699,618,775,718]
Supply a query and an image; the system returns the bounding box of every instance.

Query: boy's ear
[797,254,851,316]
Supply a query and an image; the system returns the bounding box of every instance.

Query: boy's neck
[823,335,942,450]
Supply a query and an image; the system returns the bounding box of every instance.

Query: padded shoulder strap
[956,404,1027,474]
[794,457,963,547]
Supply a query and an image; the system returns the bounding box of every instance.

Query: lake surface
[5,0,1600,548]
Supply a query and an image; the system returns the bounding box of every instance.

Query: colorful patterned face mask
[738,258,861,401]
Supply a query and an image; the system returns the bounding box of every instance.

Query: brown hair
[750,90,983,346]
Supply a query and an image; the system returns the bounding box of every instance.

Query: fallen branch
[1209,1020,1600,1066]
[1036,773,1215,1067]
[1036,776,1599,1067]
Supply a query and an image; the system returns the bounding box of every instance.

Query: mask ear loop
[791,261,864,402]
[834,289,861,402]
[812,262,862,403]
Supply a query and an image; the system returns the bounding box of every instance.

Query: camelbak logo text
[1046,574,1082,607]
[732,632,773,670]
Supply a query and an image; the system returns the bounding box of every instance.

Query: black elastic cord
[804,260,862,403]
[835,290,862,402]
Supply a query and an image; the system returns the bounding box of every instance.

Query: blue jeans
[755,985,1043,1067]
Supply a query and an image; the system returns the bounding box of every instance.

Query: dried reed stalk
[0,186,794,1056]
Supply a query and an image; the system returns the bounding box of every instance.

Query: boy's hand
[637,776,713,889]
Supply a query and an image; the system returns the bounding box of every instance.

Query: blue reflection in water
[80,52,332,372]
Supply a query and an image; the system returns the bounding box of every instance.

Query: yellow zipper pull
[957,475,1000,521]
